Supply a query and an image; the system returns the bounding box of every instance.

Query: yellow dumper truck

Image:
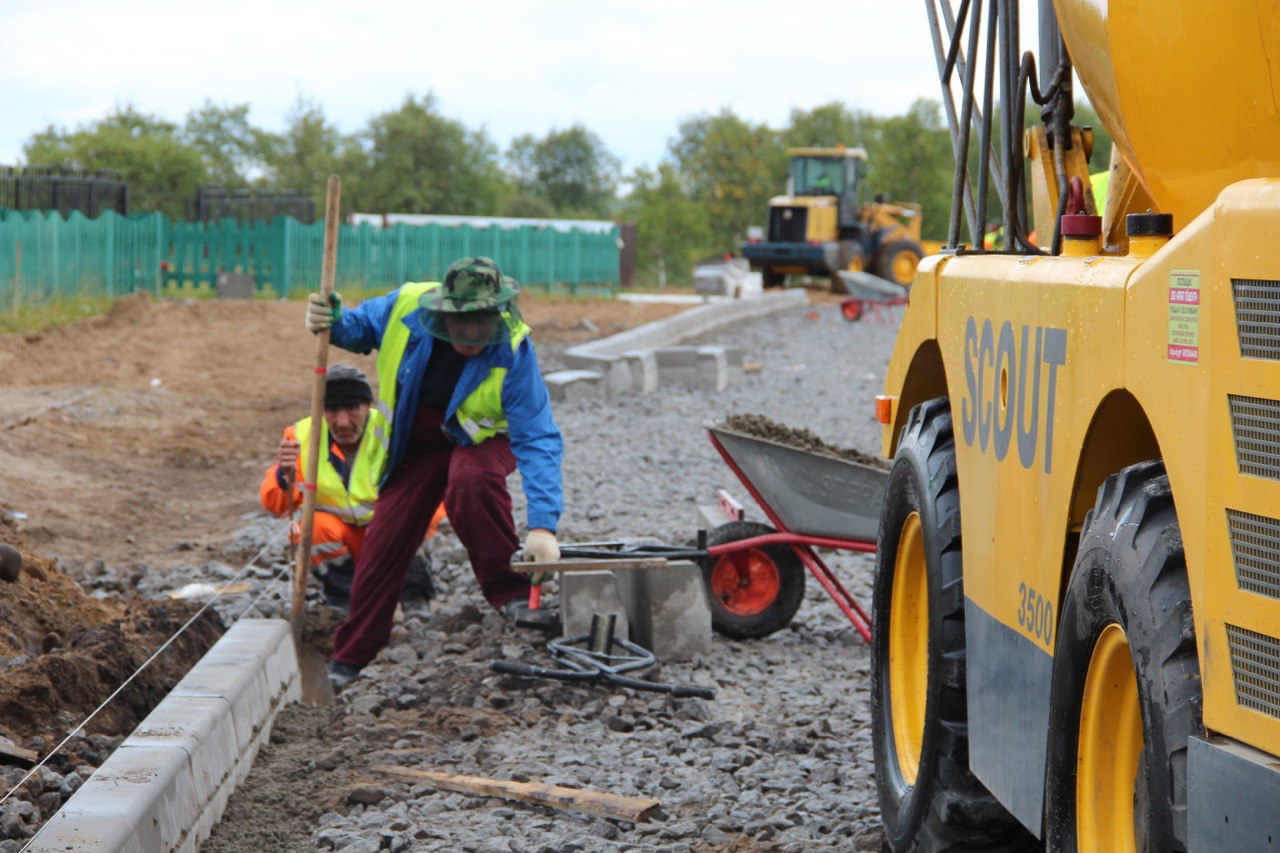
[742,147,927,290]
[873,1,1280,850]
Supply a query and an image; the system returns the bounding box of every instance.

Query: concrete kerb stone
[28,618,301,853]
[561,571,631,641]
[620,561,712,662]
[558,289,807,397]
[544,369,604,402]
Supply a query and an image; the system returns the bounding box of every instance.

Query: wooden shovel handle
[292,175,342,641]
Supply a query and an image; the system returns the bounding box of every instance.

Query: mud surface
[719,413,890,470]
[0,522,220,844]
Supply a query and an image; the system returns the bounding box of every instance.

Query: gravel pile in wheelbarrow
[720,413,891,470]
[202,299,898,851]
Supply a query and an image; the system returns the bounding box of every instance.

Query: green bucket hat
[420,257,520,314]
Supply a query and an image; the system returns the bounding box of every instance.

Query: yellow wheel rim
[892,249,921,286]
[1076,624,1143,853]
[888,511,929,786]
[847,255,864,273]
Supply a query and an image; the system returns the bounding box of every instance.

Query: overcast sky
[0,1,1043,172]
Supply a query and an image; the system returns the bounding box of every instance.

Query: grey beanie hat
[324,364,374,408]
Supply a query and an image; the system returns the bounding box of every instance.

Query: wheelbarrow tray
[709,426,888,542]
[833,270,908,302]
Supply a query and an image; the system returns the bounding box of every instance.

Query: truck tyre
[877,240,924,288]
[1044,460,1201,852]
[702,520,805,639]
[762,270,786,288]
[873,398,1031,851]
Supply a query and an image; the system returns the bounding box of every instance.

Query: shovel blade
[295,640,335,705]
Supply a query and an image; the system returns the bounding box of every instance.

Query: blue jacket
[330,287,564,533]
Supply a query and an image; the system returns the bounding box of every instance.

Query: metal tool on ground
[491,613,715,699]
[508,548,560,631]
[290,174,342,706]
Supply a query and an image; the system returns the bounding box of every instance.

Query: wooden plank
[372,765,662,823]
[509,557,668,575]
[0,739,38,768]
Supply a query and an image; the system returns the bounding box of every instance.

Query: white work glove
[523,529,560,586]
[305,291,342,334]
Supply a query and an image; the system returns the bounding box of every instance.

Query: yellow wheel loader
[741,147,927,291]
[872,1,1280,850]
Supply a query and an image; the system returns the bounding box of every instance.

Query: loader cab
[785,147,868,230]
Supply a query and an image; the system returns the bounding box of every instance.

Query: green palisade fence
[0,209,620,308]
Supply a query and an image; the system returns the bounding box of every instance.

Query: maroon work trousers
[332,406,527,667]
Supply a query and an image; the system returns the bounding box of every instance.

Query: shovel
[291,174,343,705]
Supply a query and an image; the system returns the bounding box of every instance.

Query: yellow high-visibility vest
[294,416,379,525]
[364,282,529,486]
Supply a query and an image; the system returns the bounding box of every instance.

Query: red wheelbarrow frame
[707,430,875,643]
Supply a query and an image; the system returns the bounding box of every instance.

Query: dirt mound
[0,520,222,747]
[720,413,890,470]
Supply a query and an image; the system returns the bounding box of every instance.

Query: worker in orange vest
[259,364,442,609]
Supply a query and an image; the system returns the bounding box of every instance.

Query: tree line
[20,93,1109,285]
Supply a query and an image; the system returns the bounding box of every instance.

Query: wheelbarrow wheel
[702,520,805,639]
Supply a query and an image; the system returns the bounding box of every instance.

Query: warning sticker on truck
[1167,270,1200,364]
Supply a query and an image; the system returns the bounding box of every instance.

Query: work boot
[320,557,355,609]
[327,660,362,693]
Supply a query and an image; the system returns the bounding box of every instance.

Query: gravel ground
[145,300,904,851]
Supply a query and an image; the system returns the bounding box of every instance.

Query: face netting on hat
[422,302,523,347]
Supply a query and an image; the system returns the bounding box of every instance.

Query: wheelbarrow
[833,270,909,323]
[537,427,888,644]
[701,425,888,643]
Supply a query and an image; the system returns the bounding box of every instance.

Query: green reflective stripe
[294,416,378,526]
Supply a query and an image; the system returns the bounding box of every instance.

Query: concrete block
[29,745,196,852]
[721,346,747,385]
[653,347,702,389]
[621,562,712,662]
[29,619,300,853]
[560,570,630,641]
[620,350,658,394]
[544,369,604,402]
[697,346,730,392]
[127,695,239,818]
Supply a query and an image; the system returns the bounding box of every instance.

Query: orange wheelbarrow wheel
[702,520,806,639]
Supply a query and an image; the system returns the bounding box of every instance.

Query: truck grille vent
[1227,625,1280,720]
[1228,508,1280,599]
[1232,279,1280,360]
[768,206,807,243]
[1229,395,1280,480]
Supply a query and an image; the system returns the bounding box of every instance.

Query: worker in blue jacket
[305,257,563,689]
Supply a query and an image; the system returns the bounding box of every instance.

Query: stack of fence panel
[0,210,621,308]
